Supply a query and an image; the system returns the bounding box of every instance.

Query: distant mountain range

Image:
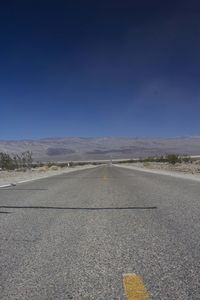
[0,137,200,161]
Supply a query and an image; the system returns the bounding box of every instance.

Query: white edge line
[0,184,12,188]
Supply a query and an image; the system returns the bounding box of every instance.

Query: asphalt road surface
[0,165,200,299]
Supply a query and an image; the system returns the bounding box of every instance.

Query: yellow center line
[123,274,151,300]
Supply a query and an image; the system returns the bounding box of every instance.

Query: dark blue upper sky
[1,0,200,139]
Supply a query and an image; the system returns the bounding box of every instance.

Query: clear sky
[1,0,200,139]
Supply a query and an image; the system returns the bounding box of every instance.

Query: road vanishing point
[0,165,200,299]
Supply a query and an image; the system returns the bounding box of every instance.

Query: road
[0,165,200,299]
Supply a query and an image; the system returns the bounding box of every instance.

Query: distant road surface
[0,165,200,299]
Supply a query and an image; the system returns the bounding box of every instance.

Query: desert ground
[0,164,95,187]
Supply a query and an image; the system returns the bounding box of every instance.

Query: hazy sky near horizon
[1,0,200,139]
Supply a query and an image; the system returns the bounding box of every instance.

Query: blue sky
[0,0,200,139]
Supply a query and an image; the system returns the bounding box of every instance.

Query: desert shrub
[0,152,15,170]
[166,154,180,165]
[0,151,33,170]
[143,162,150,167]
[142,156,156,162]
[38,166,48,172]
[155,156,167,163]
[181,156,191,163]
[49,165,60,171]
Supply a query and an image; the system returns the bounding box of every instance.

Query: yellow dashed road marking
[123,274,151,300]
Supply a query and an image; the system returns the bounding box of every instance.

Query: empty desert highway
[0,165,200,299]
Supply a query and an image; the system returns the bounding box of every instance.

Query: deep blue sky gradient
[1,0,200,139]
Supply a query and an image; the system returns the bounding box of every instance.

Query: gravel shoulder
[115,162,200,182]
[0,165,96,187]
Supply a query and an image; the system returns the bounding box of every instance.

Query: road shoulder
[115,164,200,182]
[0,165,96,188]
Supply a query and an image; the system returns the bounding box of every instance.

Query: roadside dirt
[116,161,200,182]
[0,165,95,187]
[128,161,200,174]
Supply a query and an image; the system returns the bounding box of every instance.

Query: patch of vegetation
[0,151,33,170]
[181,156,192,163]
[165,154,181,165]
[138,154,191,165]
